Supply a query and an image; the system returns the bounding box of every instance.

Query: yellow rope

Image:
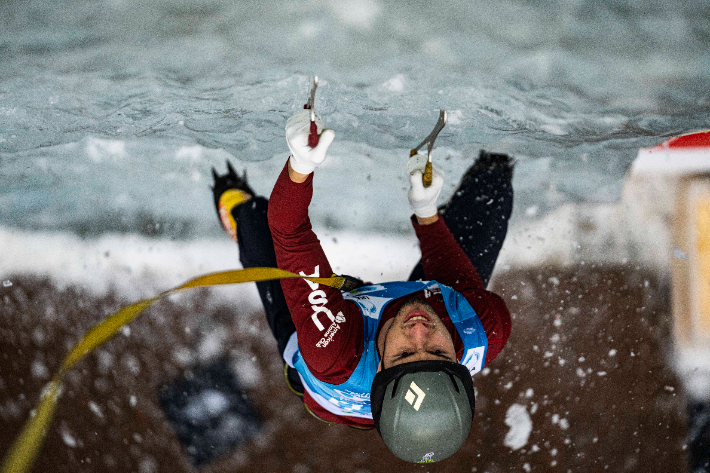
[1,267,344,473]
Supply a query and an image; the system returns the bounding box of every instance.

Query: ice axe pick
[410,110,447,188]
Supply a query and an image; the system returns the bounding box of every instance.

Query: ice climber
[211,109,513,463]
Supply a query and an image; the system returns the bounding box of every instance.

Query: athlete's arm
[268,161,364,382]
[413,214,483,291]
[413,214,511,365]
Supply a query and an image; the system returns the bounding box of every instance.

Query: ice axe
[303,76,319,148]
[410,110,447,188]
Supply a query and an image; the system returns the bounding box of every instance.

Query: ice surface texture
[1,0,709,236]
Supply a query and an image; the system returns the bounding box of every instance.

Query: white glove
[285,109,335,174]
[406,153,445,218]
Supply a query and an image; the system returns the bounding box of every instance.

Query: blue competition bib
[282,281,488,419]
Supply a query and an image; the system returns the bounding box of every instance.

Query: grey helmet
[371,360,475,463]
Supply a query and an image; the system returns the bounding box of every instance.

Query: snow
[184,390,230,421]
[504,403,532,451]
[31,360,49,380]
[60,422,78,448]
[88,401,104,420]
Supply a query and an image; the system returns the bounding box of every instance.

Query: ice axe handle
[422,161,433,188]
[304,106,319,148]
[308,120,319,148]
[409,149,433,188]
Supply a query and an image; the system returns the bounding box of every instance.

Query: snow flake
[31,360,49,380]
[60,423,78,448]
[504,404,532,451]
[89,401,104,419]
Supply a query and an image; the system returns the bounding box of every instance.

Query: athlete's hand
[406,153,444,218]
[285,109,335,175]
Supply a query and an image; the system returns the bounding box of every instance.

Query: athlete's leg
[233,197,297,357]
[408,150,514,288]
[212,163,303,395]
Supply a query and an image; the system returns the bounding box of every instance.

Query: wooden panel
[694,194,710,338]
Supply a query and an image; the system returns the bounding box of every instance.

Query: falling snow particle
[129,395,137,407]
[523,463,531,472]
[504,404,533,451]
[525,388,534,398]
[597,371,607,376]
[608,349,617,357]
[89,401,104,419]
[2,280,12,287]
[60,423,77,448]
[31,360,49,380]
[139,456,157,473]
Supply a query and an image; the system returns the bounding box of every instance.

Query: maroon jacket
[267,161,511,428]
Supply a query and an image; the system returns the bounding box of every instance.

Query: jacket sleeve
[412,215,511,365]
[267,161,363,382]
